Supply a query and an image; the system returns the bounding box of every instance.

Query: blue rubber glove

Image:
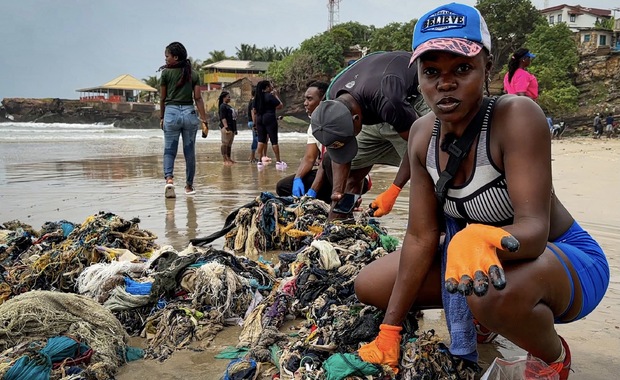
[306,189,317,198]
[292,177,305,197]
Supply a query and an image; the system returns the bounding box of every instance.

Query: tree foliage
[476,0,545,74]
[235,44,296,61]
[525,22,580,116]
[332,21,374,46]
[203,50,232,64]
[267,52,324,92]
[299,32,345,78]
[188,57,205,84]
[594,18,614,30]
[368,20,416,52]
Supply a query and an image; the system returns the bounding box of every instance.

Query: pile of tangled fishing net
[0,195,482,379]
[0,212,157,378]
[191,192,332,257]
[0,211,158,300]
[0,291,135,380]
[200,194,480,379]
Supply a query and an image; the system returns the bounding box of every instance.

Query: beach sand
[1,133,619,379]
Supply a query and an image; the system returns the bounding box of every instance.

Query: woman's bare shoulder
[493,95,549,135]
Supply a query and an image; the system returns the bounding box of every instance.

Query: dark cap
[311,100,357,164]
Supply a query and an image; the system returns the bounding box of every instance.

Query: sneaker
[275,161,288,170]
[164,183,176,199]
[525,336,571,380]
[256,161,264,170]
[474,318,498,344]
[185,185,196,195]
[549,336,571,380]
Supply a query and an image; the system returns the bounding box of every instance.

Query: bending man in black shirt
[311,51,427,217]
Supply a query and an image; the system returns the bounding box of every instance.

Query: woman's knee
[354,252,399,307]
[468,286,529,329]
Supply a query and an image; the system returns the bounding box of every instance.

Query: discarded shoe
[164,183,176,199]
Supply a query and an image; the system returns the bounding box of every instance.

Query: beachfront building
[202,60,270,91]
[539,4,619,51]
[77,74,158,103]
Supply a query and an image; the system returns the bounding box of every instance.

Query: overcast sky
[1,0,617,100]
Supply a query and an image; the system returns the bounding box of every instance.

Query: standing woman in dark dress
[253,80,285,169]
[218,91,237,165]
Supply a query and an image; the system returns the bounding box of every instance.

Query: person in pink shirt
[503,48,538,100]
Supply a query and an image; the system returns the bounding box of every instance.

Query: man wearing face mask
[310,51,427,218]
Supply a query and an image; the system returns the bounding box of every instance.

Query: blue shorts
[548,221,609,323]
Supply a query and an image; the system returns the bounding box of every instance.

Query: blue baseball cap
[525,52,536,58]
[410,3,492,65]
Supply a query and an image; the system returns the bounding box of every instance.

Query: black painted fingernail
[458,275,474,296]
[489,265,507,290]
[445,278,459,293]
[473,270,489,296]
[501,236,520,252]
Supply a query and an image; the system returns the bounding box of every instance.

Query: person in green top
[159,41,208,198]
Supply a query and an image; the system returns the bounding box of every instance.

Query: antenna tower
[328,0,341,30]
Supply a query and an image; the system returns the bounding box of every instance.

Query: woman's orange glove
[445,224,520,296]
[369,184,401,217]
[358,324,402,373]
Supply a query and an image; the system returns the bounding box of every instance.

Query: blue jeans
[163,105,199,186]
[251,130,258,151]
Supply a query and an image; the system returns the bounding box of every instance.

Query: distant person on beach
[354,4,609,379]
[159,41,208,198]
[593,113,603,138]
[503,48,538,101]
[253,80,285,169]
[218,91,237,165]
[247,88,258,163]
[310,51,424,217]
[604,113,614,138]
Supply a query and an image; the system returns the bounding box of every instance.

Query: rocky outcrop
[575,52,620,112]
[0,98,161,128]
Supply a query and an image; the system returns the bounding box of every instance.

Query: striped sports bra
[426,98,514,226]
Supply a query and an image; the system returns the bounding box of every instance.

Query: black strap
[435,97,494,205]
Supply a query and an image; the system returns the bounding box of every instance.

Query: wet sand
[1,135,619,379]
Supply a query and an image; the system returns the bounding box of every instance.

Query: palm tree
[141,75,160,102]
[189,57,205,84]
[278,46,296,59]
[236,44,259,60]
[203,50,232,64]
[257,46,278,61]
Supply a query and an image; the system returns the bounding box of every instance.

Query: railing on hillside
[80,95,123,103]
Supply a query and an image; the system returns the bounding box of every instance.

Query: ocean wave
[0,122,116,129]
[0,122,308,142]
